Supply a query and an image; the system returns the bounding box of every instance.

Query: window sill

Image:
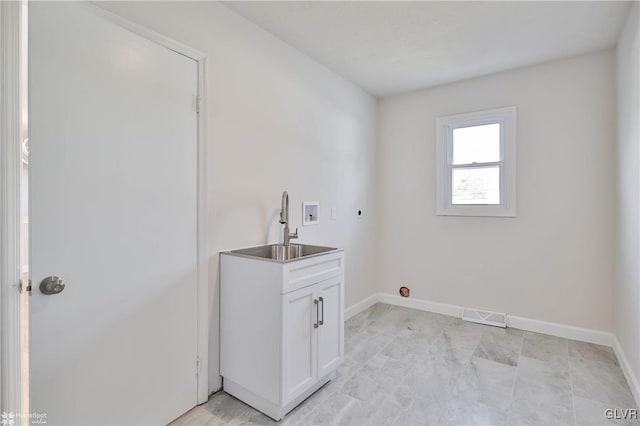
[436,205,516,217]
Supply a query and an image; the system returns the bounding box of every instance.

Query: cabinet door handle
[319,296,324,326]
[314,299,319,329]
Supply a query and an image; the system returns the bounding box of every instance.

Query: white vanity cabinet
[220,247,344,420]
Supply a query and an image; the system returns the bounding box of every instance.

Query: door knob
[40,276,65,295]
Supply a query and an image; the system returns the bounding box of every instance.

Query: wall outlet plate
[303,201,320,226]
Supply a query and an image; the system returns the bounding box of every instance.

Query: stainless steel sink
[225,243,338,262]
[272,244,303,261]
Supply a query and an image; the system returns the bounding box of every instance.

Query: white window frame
[435,106,517,217]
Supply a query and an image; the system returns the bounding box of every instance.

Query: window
[435,106,516,217]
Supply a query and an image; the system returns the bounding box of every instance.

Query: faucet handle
[292,228,299,238]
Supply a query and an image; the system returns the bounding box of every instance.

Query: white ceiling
[224,1,632,97]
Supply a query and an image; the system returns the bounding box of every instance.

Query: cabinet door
[282,285,318,405]
[317,276,344,378]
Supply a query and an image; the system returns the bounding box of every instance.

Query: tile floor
[172,303,638,426]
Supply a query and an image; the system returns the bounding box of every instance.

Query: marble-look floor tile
[384,304,417,320]
[279,397,318,426]
[299,391,360,426]
[569,340,620,366]
[334,396,403,426]
[363,353,410,388]
[364,398,405,426]
[170,406,222,426]
[344,319,369,339]
[237,410,279,426]
[473,327,523,367]
[381,306,452,337]
[417,309,457,329]
[203,392,256,424]
[448,398,508,426]
[392,404,447,426]
[446,356,515,425]
[346,331,395,364]
[447,359,513,426]
[299,378,342,409]
[425,350,469,379]
[446,318,489,337]
[410,321,446,342]
[344,304,390,337]
[574,396,640,426]
[521,331,569,366]
[358,303,393,323]
[366,316,405,336]
[508,356,573,425]
[341,366,391,406]
[183,304,634,426]
[444,320,489,350]
[206,417,226,426]
[512,356,571,404]
[507,399,573,426]
[391,387,449,426]
[344,326,379,356]
[390,350,464,424]
[570,357,636,408]
[450,356,516,413]
[380,331,434,364]
[333,357,363,387]
[394,362,458,406]
[430,322,484,363]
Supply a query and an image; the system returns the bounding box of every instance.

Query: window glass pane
[452,123,500,165]
[452,166,500,205]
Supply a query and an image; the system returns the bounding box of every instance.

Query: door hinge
[196,357,201,376]
[195,95,201,114]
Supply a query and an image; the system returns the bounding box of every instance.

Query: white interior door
[29,3,199,425]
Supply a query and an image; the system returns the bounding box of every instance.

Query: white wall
[615,2,640,388]
[96,1,378,393]
[75,0,628,398]
[377,50,616,332]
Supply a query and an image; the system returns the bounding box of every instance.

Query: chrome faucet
[279,191,298,246]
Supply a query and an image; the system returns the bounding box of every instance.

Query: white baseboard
[507,315,613,346]
[345,293,379,320]
[613,336,640,407]
[375,292,613,346]
[377,293,462,318]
